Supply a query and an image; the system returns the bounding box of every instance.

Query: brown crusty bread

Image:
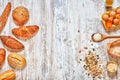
[0,36,24,51]
[12,25,39,39]
[0,48,6,66]
[8,52,26,69]
[0,2,11,33]
[12,6,29,26]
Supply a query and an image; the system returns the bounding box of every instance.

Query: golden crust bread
[0,2,11,33]
[0,36,24,51]
[8,53,26,69]
[0,48,6,66]
[0,70,16,80]
[12,6,29,25]
[107,39,120,57]
[12,25,39,39]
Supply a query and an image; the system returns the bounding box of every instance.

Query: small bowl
[107,39,120,57]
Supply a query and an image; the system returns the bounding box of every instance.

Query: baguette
[0,2,11,33]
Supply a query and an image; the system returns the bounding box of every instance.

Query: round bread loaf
[8,52,26,69]
[12,6,29,25]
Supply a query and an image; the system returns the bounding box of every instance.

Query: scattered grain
[84,51,102,78]
[92,48,95,51]
[80,59,82,61]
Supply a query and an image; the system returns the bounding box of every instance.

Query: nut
[0,69,16,80]
[8,53,26,69]
[0,48,6,66]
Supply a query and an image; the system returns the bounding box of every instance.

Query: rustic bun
[0,36,24,51]
[12,25,39,39]
[12,6,29,25]
[8,53,26,69]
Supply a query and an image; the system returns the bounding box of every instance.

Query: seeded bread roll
[12,6,29,25]
[8,53,26,69]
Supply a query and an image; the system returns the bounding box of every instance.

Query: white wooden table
[0,0,120,80]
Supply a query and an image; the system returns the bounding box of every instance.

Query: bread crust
[0,70,16,80]
[0,2,11,33]
[8,53,26,69]
[0,48,6,66]
[12,6,29,26]
[12,25,39,39]
[0,36,24,51]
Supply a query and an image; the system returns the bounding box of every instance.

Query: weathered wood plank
[0,0,120,80]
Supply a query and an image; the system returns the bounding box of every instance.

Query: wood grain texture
[0,0,120,80]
